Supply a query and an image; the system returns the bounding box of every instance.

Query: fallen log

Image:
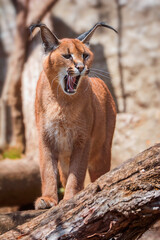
[1,143,160,239]
[0,158,40,206]
[0,209,45,235]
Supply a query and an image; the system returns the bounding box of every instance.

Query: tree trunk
[1,144,160,240]
[0,0,29,150]
[0,0,59,151]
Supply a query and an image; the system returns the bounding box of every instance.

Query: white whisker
[90,70,111,81]
[91,68,110,76]
[90,70,110,78]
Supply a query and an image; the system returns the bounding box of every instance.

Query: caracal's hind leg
[58,157,70,188]
[88,145,111,182]
[88,93,116,182]
[88,103,116,182]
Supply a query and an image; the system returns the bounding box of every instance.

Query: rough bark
[1,144,160,240]
[0,158,40,207]
[0,209,45,235]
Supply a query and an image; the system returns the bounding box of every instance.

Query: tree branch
[1,144,160,239]
[27,0,59,27]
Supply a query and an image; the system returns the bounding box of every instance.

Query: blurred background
[0,0,160,238]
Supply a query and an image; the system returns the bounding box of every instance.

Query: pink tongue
[67,76,76,91]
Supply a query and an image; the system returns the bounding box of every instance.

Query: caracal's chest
[44,101,87,153]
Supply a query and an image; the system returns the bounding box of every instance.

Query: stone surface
[120,0,160,112]
[140,220,160,240]
[112,111,160,168]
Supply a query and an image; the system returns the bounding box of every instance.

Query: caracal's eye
[83,53,89,60]
[62,54,72,59]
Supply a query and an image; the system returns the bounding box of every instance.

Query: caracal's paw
[35,196,57,210]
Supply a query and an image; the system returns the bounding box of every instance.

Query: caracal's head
[43,38,94,95]
[30,22,117,95]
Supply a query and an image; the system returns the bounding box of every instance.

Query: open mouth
[64,75,80,94]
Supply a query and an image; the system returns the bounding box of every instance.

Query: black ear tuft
[77,22,118,44]
[29,23,46,34]
[29,23,60,53]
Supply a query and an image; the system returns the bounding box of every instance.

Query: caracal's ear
[30,23,60,53]
[77,22,118,46]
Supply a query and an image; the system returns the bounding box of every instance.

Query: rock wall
[118,0,160,112]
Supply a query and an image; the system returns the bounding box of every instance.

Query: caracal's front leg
[64,142,90,200]
[35,137,58,210]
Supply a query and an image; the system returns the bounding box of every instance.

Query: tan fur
[35,38,116,209]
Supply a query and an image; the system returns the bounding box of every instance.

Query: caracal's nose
[75,63,84,73]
